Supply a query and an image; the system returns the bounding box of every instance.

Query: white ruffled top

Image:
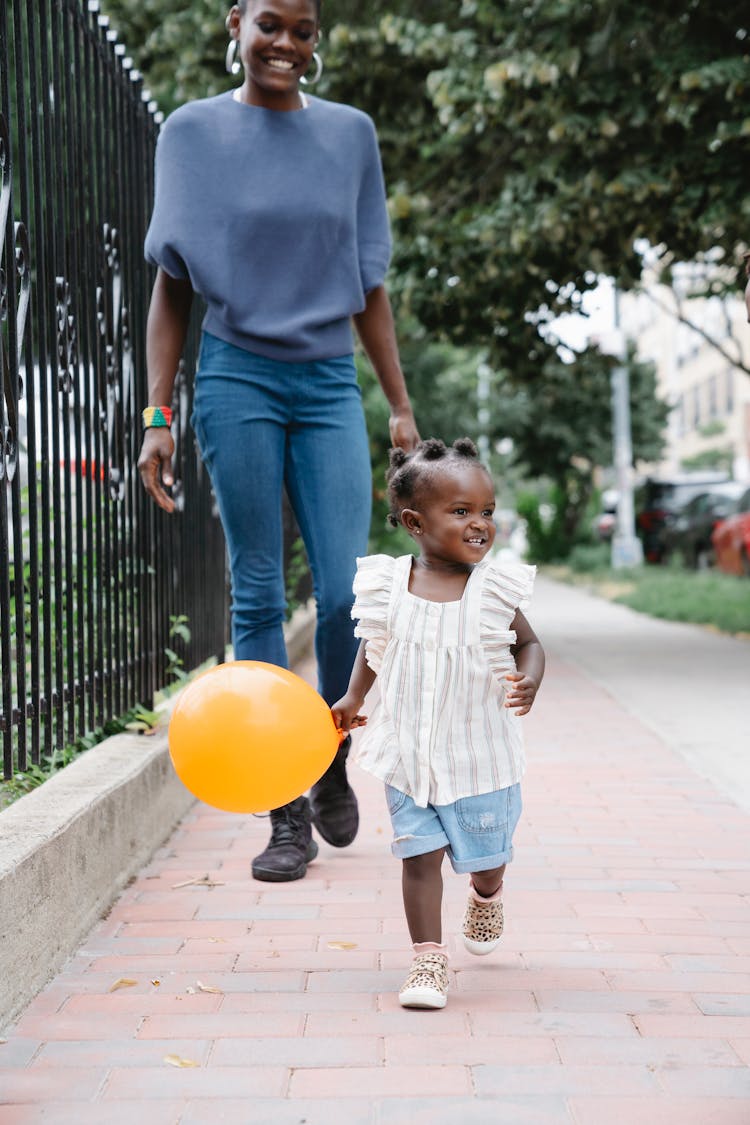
[351,553,536,808]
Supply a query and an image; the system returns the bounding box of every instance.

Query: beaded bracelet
[142,406,173,429]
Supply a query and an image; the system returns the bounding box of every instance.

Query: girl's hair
[386,437,484,528]
[236,0,322,16]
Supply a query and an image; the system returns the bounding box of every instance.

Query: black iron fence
[0,0,229,780]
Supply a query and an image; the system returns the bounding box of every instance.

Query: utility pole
[603,293,643,569]
[477,359,491,466]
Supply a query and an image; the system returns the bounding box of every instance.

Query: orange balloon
[168,661,340,813]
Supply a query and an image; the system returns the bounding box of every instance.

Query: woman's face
[228,1,319,108]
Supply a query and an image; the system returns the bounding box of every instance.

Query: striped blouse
[351,553,536,808]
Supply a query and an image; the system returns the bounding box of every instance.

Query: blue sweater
[145,92,392,362]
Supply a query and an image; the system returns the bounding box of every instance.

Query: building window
[674,394,685,437]
[708,375,718,419]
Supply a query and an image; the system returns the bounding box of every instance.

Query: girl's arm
[352,285,419,451]
[331,639,377,732]
[136,268,194,513]
[506,609,545,716]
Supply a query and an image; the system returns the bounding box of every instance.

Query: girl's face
[405,463,497,568]
[228,1,319,109]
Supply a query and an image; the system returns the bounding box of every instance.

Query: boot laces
[270,805,303,847]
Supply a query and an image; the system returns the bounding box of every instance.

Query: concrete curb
[0,601,316,1029]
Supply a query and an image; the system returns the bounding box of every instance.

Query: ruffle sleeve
[351,553,395,674]
[480,558,536,681]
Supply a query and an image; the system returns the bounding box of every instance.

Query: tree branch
[640,288,750,376]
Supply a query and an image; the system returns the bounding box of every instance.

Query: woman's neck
[233,85,309,111]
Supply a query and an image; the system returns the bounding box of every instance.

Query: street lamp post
[610,351,644,568]
[602,297,643,570]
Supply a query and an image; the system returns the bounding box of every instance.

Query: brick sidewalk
[1,646,749,1123]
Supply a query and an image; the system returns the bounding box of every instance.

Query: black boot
[251,796,319,882]
[309,735,359,848]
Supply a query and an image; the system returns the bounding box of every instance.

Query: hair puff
[452,437,479,459]
[420,438,448,460]
[388,446,410,471]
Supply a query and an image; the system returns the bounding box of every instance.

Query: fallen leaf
[150,979,161,987]
[109,978,137,992]
[196,980,223,994]
[163,1054,199,1068]
[327,941,358,951]
[171,874,224,889]
[0,1038,8,1045]
[207,937,226,944]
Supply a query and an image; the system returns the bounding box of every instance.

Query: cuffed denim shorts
[385,783,522,873]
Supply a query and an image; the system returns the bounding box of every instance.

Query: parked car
[711,486,750,576]
[591,488,618,542]
[635,472,730,563]
[660,482,746,569]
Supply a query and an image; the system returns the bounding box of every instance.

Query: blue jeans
[191,332,372,704]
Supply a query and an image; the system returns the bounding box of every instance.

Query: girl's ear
[401,508,422,536]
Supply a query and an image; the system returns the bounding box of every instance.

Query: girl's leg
[402,848,447,943]
[399,848,450,1009]
[470,864,505,899]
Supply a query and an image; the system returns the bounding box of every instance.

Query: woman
[137,0,419,882]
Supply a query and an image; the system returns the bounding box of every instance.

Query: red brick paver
[1,588,749,1123]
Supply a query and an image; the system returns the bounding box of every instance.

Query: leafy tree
[108,0,716,547]
[105,0,749,339]
[323,3,750,370]
[495,343,668,552]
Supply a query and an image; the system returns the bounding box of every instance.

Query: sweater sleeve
[351,554,395,673]
[356,116,392,294]
[144,117,191,281]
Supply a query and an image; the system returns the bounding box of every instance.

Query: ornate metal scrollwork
[55,275,77,395]
[96,222,133,502]
[0,115,29,484]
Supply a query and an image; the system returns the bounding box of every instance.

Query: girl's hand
[137,428,176,513]
[504,672,539,716]
[331,695,368,734]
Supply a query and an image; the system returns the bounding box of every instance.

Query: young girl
[331,438,544,1009]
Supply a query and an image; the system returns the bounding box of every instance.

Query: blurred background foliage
[103,0,749,555]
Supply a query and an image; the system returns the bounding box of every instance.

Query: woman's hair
[236,0,322,16]
[385,437,484,527]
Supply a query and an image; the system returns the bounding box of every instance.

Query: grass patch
[546,553,750,637]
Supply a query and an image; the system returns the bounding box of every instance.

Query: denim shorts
[385,783,522,873]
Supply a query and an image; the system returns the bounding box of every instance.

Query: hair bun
[388,446,410,471]
[421,438,448,460]
[453,437,478,458]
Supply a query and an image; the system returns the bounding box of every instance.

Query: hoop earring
[225,39,241,76]
[300,51,323,86]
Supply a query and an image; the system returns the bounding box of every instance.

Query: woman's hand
[389,406,420,452]
[137,428,176,513]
